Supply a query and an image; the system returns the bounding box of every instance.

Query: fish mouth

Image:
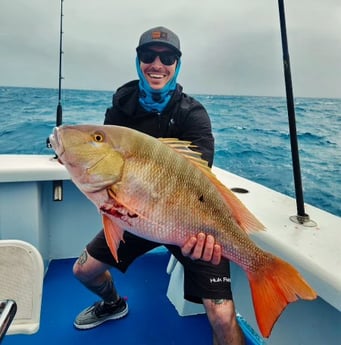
[49,127,65,158]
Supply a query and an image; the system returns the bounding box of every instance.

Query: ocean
[1,86,340,217]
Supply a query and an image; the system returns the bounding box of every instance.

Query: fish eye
[93,132,104,142]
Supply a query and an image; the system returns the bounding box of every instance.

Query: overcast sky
[1,0,340,98]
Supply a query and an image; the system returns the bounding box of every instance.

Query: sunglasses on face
[138,50,179,66]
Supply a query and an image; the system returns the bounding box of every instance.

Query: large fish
[49,124,316,338]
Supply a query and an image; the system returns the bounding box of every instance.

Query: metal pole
[56,0,64,127]
[277,0,315,225]
[53,0,64,201]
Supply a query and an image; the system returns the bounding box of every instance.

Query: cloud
[0,0,340,98]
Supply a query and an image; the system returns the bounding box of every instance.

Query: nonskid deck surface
[3,251,261,345]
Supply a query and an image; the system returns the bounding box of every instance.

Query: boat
[1,1,340,344]
[0,154,340,344]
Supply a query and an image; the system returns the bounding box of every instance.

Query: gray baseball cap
[136,26,182,56]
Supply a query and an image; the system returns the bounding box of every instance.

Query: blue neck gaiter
[136,56,181,113]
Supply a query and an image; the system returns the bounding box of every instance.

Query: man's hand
[181,233,222,265]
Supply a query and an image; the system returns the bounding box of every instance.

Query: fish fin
[159,138,195,151]
[247,255,317,338]
[102,214,125,263]
[159,138,209,168]
[196,164,265,233]
[107,188,153,223]
[210,174,265,233]
[160,138,264,233]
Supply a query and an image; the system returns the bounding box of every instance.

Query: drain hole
[230,187,249,194]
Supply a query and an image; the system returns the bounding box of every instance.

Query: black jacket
[104,80,214,167]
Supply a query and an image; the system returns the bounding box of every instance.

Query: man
[73,26,245,345]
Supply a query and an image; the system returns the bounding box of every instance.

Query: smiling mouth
[148,73,167,79]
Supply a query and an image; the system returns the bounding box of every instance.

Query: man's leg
[203,299,245,345]
[73,249,119,301]
[72,249,128,329]
[72,231,160,329]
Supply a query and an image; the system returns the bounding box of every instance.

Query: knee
[73,258,86,280]
[203,299,237,328]
[203,299,245,344]
[72,250,92,282]
[73,249,109,284]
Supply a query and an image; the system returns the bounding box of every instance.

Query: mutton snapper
[49,124,316,338]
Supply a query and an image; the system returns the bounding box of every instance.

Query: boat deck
[3,252,261,345]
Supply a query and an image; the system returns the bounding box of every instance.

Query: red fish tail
[246,256,317,338]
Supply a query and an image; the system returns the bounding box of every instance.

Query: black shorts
[86,230,233,304]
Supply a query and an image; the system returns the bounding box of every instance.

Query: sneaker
[74,297,128,330]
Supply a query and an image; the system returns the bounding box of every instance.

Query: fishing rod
[277,0,315,226]
[53,0,64,201]
[56,0,64,127]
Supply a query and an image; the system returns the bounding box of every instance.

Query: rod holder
[53,180,63,201]
[289,214,317,227]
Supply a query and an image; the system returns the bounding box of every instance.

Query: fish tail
[247,255,317,338]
